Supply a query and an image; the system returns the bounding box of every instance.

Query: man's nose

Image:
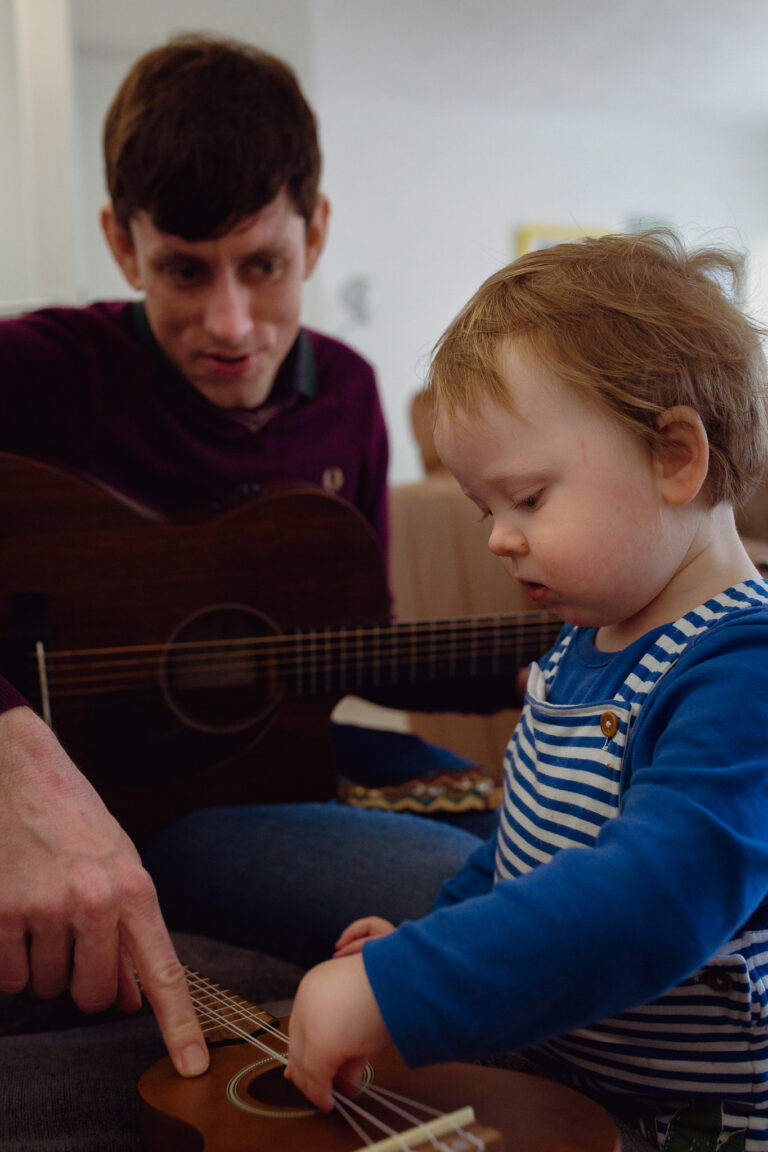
[203,274,253,344]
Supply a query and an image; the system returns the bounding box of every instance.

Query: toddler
[286,231,768,1151]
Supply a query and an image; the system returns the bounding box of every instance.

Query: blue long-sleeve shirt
[363,588,768,1098]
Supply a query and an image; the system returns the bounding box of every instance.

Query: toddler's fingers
[334,918,374,949]
[335,916,395,952]
[333,938,366,958]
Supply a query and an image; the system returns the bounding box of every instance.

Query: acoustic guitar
[139,968,620,1151]
[0,452,560,841]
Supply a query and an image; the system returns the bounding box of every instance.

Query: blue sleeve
[431,832,497,908]
[362,617,768,1067]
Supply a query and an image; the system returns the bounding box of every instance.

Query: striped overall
[496,583,768,1151]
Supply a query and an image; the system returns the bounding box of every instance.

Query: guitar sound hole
[161,604,283,733]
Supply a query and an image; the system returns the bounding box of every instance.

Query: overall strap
[539,624,577,688]
[614,580,768,725]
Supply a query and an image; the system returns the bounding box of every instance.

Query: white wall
[0,1,24,299]
[316,89,768,479]
[71,0,319,310]
[4,0,768,483]
[0,0,79,309]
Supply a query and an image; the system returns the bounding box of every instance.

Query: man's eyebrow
[150,250,206,269]
[241,243,292,260]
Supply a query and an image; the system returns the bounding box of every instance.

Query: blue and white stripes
[494,581,768,1149]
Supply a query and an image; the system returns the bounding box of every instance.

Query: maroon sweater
[0,301,389,712]
[0,302,388,538]
[0,302,514,720]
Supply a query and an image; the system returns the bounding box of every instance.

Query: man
[0,34,501,1084]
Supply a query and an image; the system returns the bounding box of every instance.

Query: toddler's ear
[655,406,709,506]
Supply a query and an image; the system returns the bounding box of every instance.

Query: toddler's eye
[517,491,541,510]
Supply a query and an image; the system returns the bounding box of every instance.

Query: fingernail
[179,1044,209,1076]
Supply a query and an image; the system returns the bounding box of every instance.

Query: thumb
[334,1055,370,1098]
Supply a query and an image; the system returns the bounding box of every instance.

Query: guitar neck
[282,611,562,697]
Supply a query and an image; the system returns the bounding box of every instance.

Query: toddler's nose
[488,521,529,558]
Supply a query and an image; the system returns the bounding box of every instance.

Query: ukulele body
[139,1023,620,1152]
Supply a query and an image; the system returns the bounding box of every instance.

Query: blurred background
[3,0,768,482]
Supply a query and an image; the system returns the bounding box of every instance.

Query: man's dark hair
[104,34,321,239]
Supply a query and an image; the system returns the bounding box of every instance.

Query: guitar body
[0,453,390,841]
[139,1025,620,1152]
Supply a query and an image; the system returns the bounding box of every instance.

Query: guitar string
[35,617,560,696]
[184,970,484,1152]
[44,612,555,658]
[45,614,558,664]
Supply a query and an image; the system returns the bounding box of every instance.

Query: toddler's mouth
[518,579,549,603]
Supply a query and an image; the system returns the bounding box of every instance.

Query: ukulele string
[332,1083,486,1152]
[188,988,453,1151]
[185,971,485,1151]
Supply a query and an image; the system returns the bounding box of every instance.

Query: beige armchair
[388,473,538,768]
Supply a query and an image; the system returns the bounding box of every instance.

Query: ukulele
[0,452,560,841]
[138,968,620,1151]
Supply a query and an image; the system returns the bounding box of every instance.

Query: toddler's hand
[334,916,395,957]
[286,953,391,1111]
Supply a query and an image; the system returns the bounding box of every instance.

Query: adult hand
[333,916,395,957]
[0,706,208,1077]
[286,953,391,1110]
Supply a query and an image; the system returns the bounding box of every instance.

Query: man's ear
[100,206,143,290]
[303,194,330,280]
[655,405,709,506]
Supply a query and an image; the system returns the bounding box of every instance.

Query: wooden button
[599,711,619,738]
[703,969,734,994]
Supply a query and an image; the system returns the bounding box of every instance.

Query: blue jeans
[143,801,480,968]
[143,725,495,968]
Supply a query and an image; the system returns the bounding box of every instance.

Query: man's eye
[169,264,203,283]
[249,257,283,279]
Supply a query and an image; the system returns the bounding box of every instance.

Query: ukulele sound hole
[228,1058,375,1118]
[247,1064,309,1108]
[227,1059,317,1118]
[161,604,283,733]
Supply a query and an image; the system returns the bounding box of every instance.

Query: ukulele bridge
[356,1106,503,1151]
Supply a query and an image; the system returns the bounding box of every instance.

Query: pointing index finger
[123,908,209,1077]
